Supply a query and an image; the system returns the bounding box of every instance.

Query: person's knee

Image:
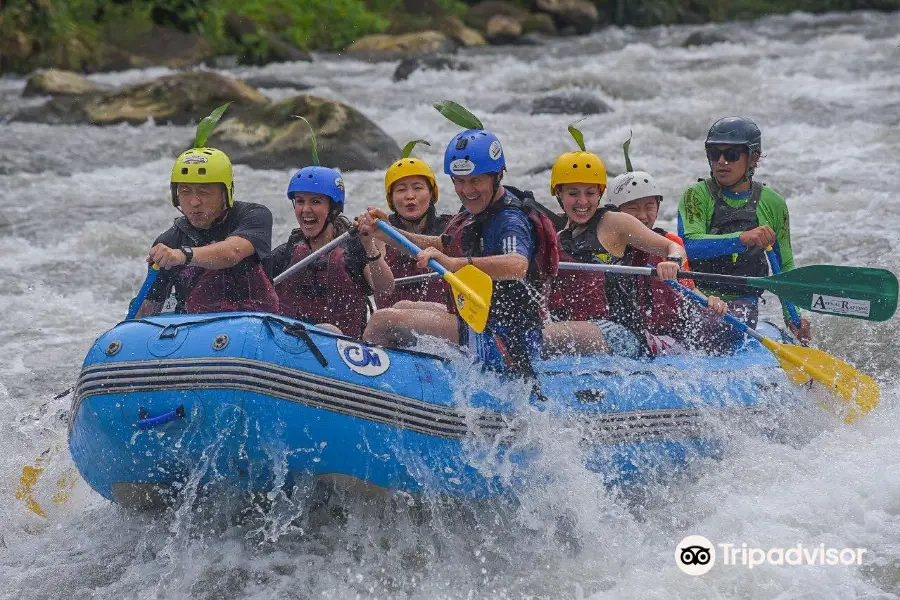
[315,323,343,334]
[363,308,406,344]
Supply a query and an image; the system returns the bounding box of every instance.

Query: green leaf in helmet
[194,102,231,148]
[292,115,320,166]
[567,118,587,152]
[433,101,484,131]
[622,130,634,172]
[400,139,431,159]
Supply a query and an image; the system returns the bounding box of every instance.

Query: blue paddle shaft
[377,220,448,276]
[665,279,764,344]
[126,265,160,320]
[766,249,802,327]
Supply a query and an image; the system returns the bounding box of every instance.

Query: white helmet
[608,171,662,207]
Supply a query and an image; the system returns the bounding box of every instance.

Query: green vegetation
[1,0,898,74]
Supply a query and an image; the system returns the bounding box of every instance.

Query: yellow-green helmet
[170,147,234,208]
[550,151,607,196]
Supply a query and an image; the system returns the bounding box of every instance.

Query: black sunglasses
[706,147,746,163]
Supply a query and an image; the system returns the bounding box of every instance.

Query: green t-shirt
[677,180,798,322]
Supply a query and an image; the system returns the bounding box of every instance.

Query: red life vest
[375,213,451,308]
[274,242,369,339]
[376,244,448,308]
[182,263,279,314]
[625,229,693,337]
[549,206,617,322]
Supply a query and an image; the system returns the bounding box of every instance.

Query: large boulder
[433,15,486,47]
[12,72,268,125]
[209,95,401,172]
[681,30,728,47]
[465,1,529,30]
[393,55,472,82]
[224,14,312,64]
[347,31,456,58]
[241,75,313,90]
[534,0,598,34]
[486,16,523,44]
[110,25,212,69]
[22,70,103,97]
[496,92,613,115]
[522,13,558,35]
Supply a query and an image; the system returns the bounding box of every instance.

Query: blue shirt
[477,205,535,261]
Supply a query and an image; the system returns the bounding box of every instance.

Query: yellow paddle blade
[16,465,47,518]
[444,265,493,333]
[762,338,880,423]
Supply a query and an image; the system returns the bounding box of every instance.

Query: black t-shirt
[146,201,273,303]
[267,230,370,292]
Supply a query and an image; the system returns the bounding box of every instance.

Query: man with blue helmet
[360,128,559,375]
[268,165,394,338]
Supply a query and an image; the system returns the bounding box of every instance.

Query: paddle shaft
[766,249,801,326]
[665,279,766,343]
[272,230,355,285]
[126,264,160,320]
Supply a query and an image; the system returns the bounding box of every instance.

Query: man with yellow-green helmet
[134,145,279,317]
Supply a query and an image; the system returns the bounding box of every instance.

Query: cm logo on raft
[336,340,391,376]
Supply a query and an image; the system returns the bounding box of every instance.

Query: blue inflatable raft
[68,312,797,508]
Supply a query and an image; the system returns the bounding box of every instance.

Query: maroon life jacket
[375,213,451,308]
[549,245,611,321]
[182,263,279,314]
[275,242,369,339]
[549,206,616,322]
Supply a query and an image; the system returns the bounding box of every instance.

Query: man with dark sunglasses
[676,116,811,347]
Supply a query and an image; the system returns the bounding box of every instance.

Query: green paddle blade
[747,264,898,322]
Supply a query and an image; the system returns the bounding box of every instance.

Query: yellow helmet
[170,147,234,208]
[549,151,607,195]
[384,157,438,211]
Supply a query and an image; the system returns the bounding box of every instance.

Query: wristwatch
[181,246,194,266]
[666,254,685,267]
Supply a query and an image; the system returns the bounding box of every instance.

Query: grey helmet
[705,117,762,154]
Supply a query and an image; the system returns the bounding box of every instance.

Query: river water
[1,10,899,599]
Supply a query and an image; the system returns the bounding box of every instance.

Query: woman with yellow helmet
[542,127,688,358]
[136,133,279,318]
[374,142,453,310]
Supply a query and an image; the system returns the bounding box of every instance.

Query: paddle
[666,279,879,423]
[555,262,898,322]
[126,264,160,320]
[272,230,356,286]
[766,248,802,328]
[375,219,493,333]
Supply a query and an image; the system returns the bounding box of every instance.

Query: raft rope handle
[137,405,186,429]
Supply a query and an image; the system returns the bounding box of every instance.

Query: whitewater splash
[2,9,900,599]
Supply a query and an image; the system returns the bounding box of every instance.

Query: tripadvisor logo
[675,535,867,576]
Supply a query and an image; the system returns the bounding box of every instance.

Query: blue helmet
[705,117,762,154]
[287,166,345,208]
[443,129,506,177]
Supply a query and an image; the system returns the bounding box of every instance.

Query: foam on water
[2,10,900,599]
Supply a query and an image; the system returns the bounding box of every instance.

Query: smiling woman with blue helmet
[267,164,394,338]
